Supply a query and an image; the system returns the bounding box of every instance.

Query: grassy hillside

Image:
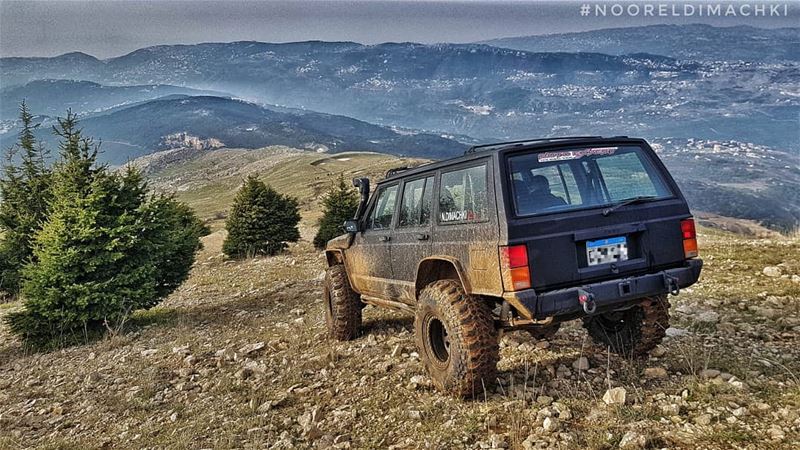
[135,146,428,235]
[1,148,798,449]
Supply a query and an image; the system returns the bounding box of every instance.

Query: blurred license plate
[586,236,628,266]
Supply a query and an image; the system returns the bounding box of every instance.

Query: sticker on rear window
[538,147,617,163]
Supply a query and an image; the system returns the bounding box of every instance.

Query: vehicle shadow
[361,315,414,334]
[0,281,317,362]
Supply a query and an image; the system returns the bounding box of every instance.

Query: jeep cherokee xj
[323,137,702,397]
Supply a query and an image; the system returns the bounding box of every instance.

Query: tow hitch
[663,273,680,296]
[578,289,596,314]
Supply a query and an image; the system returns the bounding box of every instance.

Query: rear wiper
[601,196,657,216]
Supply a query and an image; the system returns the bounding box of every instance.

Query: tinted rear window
[508,145,672,216]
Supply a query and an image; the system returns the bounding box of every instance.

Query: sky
[1,0,797,58]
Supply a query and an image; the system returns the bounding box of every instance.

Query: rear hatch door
[501,141,691,291]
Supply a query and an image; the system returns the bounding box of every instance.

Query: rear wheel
[323,265,361,341]
[414,280,499,398]
[582,295,669,357]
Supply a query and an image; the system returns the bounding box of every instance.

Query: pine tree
[0,102,52,297]
[313,174,358,249]
[223,175,300,258]
[139,194,209,307]
[5,112,205,344]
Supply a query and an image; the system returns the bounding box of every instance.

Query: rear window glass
[439,164,488,224]
[508,145,672,216]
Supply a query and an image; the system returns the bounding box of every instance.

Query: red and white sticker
[538,147,618,162]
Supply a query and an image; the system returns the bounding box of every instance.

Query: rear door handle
[415,234,429,241]
[378,235,391,242]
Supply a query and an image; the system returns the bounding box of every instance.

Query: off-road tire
[324,264,361,341]
[582,295,669,358]
[414,280,499,398]
[526,323,561,340]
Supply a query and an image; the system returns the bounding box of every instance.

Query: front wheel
[323,265,361,341]
[414,280,499,398]
[582,295,669,357]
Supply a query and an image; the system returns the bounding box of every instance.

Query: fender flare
[414,256,471,298]
[324,249,345,267]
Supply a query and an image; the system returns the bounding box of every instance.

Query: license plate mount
[586,236,628,266]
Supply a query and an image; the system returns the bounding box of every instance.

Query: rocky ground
[0,227,798,449]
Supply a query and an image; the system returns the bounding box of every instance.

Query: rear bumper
[507,259,702,319]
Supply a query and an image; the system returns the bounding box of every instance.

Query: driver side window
[368,185,398,230]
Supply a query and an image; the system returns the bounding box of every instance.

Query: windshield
[508,145,673,216]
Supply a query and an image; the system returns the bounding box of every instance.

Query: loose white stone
[603,387,627,405]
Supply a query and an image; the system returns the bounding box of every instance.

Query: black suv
[323,137,702,397]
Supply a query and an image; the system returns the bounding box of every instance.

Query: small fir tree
[5,112,205,344]
[223,175,300,258]
[313,174,358,249]
[139,195,209,307]
[0,102,52,297]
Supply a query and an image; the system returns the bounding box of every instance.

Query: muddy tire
[414,280,499,398]
[526,323,561,340]
[582,295,669,357]
[324,264,361,341]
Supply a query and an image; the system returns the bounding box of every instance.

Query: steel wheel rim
[426,315,451,367]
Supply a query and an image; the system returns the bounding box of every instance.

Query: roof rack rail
[465,136,604,154]
[385,166,410,178]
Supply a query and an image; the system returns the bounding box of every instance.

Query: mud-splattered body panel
[341,156,504,304]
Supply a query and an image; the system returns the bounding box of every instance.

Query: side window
[399,176,434,228]
[439,164,488,224]
[368,185,398,230]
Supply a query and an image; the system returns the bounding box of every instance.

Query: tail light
[500,244,531,291]
[681,218,698,258]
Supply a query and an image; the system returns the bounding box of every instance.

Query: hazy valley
[0,24,797,230]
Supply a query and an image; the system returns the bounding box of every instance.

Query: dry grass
[1,227,798,449]
[143,147,427,233]
[1,148,798,448]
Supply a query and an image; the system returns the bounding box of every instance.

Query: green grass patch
[130,307,180,328]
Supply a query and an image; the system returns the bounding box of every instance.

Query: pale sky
[1,0,797,58]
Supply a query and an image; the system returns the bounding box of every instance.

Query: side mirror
[344,220,360,233]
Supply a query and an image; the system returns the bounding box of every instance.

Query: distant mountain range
[1,24,797,152]
[0,24,798,231]
[482,24,800,62]
[0,93,466,165]
[0,79,225,118]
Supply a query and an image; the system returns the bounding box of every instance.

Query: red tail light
[500,244,531,291]
[681,218,698,258]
